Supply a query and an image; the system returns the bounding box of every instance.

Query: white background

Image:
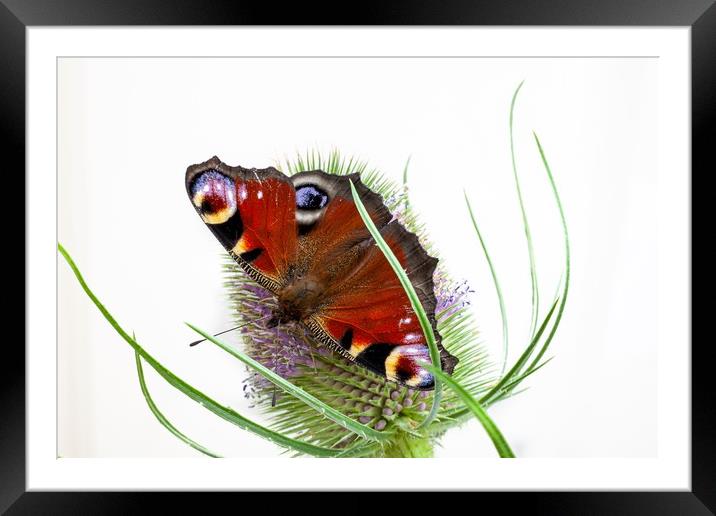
[30,27,689,489]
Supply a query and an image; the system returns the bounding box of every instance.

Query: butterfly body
[186,156,458,389]
[273,276,325,324]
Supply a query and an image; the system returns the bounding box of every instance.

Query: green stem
[464,192,509,376]
[510,80,540,340]
[382,436,434,458]
[525,132,571,371]
[427,364,515,458]
[134,351,221,458]
[480,297,558,405]
[402,154,412,211]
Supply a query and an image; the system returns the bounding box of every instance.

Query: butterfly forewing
[186,156,297,292]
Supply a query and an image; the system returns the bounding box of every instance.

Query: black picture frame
[3,1,709,513]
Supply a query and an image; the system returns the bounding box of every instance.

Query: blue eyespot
[189,169,237,224]
[296,185,329,210]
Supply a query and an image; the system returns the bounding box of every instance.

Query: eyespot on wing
[188,169,237,225]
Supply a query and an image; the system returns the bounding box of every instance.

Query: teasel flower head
[222,149,498,457]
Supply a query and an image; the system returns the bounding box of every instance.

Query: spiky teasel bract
[222,149,499,457]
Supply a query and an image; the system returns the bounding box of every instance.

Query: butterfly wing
[291,171,458,389]
[186,156,298,292]
[186,159,457,390]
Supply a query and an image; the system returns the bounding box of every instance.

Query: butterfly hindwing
[186,156,298,292]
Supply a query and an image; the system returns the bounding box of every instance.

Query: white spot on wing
[403,332,421,343]
[399,316,412,328]
[238,184,248,201]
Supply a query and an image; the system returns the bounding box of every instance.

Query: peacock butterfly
[186,156,458,390]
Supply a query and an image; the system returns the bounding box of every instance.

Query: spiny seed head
[221,150,494,457]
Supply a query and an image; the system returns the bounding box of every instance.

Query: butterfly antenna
[188,314,272,347]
